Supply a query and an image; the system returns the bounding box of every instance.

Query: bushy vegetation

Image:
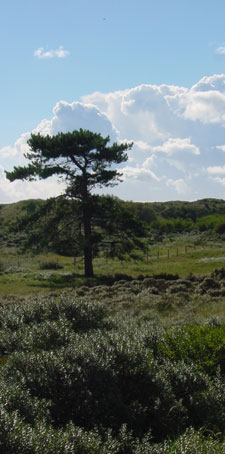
[1,196,225,451]
[0,296,224,452]
[2,197,225,254]
[39,260,64,270]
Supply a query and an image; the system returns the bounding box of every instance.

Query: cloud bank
[2,74,225,202]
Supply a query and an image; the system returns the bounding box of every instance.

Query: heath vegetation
[1,169,225,451]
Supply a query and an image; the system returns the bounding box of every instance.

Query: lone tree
[16,194,148,273]
[6,129,134,277]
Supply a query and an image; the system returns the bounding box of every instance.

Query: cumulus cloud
[0,166,65,203]
[122,166,160,182]
[0,133,30,161]
[51,101,118,140]
[182,90,225,124]
[150,137,200,156]
[0,146,17,158]
[166,178,189,195]
[1,101,120,202]
[207,165,225,174]
[4,74,225,202]
[34,46,69,59]
[191,74,225,92]
[132,140,151,151]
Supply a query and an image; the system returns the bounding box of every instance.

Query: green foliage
[150,217,195,234]
[215,221,225,235]
[158,324,225,375]
[39,261,64,270]
[12,195,148,264]
[3,198,225,254]
[0,295,224,452]
[5,129,133,277]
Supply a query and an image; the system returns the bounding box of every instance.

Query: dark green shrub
[216,222,225,235]
[39,261,64,270]
[0,295,225,451]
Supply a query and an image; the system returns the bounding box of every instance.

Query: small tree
[6,129,133,277]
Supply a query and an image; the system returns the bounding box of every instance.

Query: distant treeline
[1,197,225,248]
[123,198,225,235]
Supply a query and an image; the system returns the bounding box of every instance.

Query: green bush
[0,296,225,452]
[39,260,64,270]
[158,324,225,375]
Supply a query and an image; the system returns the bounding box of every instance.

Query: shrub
[0,295,225,451]
[39,260,64,270]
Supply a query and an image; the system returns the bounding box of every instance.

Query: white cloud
[216,145,225,153]
[212,177,225,186]
[143,155,155,168]
[51,101,118,140]
[191,74,225,92]
[4,74,225,202]
[166,178,189,195]
[216,45,225,55]
[0,133,30,161]
[22,178,65,199]
[207,165,225,175]
[0,166,65,203]
[122,166,160,182]
[132,140,151,151]
[150,137,200,156]
[182,90,225,124]
[34,46,69,59]
[0,146,16,158]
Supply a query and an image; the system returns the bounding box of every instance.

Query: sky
[1,0,225,203]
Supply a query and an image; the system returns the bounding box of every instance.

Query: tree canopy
[17,195,147,264]
[5,129,147,277]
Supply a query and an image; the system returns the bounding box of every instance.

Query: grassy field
[1,234,225,327]
[1,233,225,295]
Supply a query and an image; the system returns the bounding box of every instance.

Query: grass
[1,234,225,296]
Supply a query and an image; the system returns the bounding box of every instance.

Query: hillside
[1,196,225,225]
[1,197,225,251]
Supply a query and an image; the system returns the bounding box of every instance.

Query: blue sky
[2,0,225,202]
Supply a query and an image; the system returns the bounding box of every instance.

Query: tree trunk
[82,198,94,278]
[84,244,94,277]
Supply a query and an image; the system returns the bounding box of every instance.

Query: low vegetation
[0,197,225,452]
[0,297,224,453]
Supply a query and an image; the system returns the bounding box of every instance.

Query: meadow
[1,231,225,295]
